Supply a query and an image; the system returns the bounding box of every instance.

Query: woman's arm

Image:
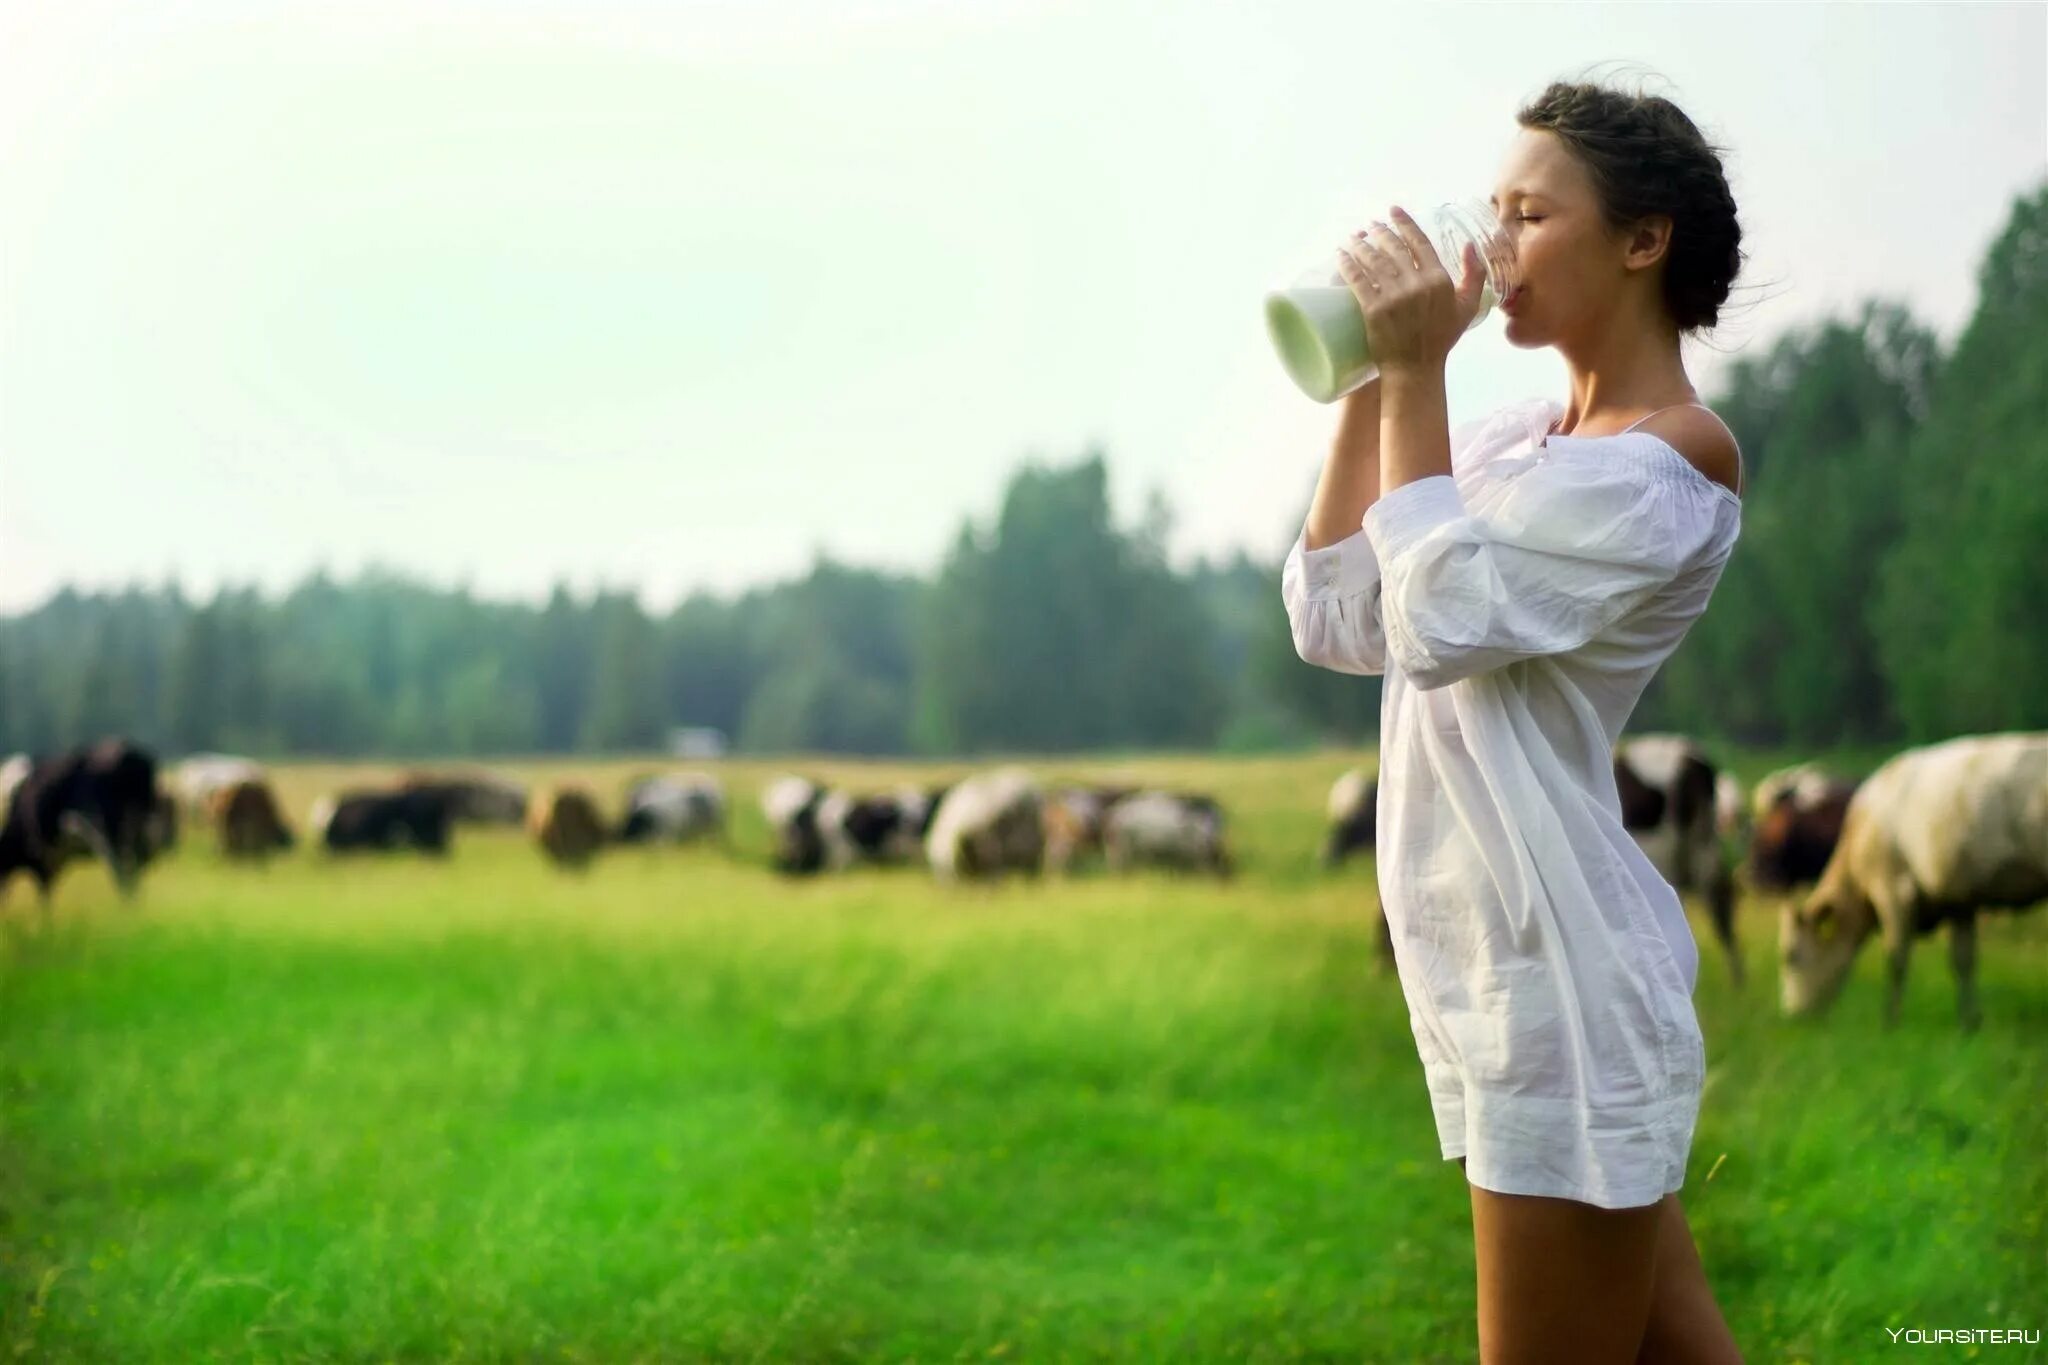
[1301,379,1383,551]
[1378,367,1454,496]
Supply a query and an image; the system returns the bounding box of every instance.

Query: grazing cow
[399,772,529,825]
[1746,765,1861,893]
[618,772,728,847]
[144,791,178,859]
[0,738,165,902]
[169,753,265,820]
[1043,785,1136,875]
[1780,732,2048,1031]
[212,779,295,862]
[1614,734,1743,988]
[926,767,1044,883]
[816,783,952,871]
[1101,790,1233,879]
[1713,771,1747,844]
[0,755,30,811]
[761,775,829,876]
[529,785,607,871]
[1322,767,1378,869]
[312,786,455,855]
[1750,763,1837,823]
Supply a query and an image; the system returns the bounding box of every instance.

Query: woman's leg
[1457,1156,1664,1365]
[1634,1193,1745,1364]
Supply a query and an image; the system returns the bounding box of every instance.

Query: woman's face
[1490,128,1664,349]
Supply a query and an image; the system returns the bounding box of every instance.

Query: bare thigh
[1635,1191,1746,1365]
[1457,1156,1663,1365]
[1453,1158,1744,1365]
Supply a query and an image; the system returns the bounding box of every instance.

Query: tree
[1872,180,2048,738]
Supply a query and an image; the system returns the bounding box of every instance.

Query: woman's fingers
[1366,217,1419,269]
[1336,237,1382,295]
[1385,206,1445,278]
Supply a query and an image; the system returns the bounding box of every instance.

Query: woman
[1280,81,1748,1364]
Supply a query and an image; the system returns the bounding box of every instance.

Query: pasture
[3,752,2043,1362]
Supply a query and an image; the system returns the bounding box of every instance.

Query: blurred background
[1,3,2043,1361]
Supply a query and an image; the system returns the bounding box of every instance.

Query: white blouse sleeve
[1359,451,1729,691]
[1275,413,1498,679]
[1281,522,1387,676]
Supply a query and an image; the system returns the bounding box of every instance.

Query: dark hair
[1516,76,1746,336]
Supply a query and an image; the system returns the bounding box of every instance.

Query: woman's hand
[1336,205,1487,377]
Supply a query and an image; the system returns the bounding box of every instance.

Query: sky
[1,0,2042,613]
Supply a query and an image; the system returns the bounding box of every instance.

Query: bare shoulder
[1639,405,1743,499]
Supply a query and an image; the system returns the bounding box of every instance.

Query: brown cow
[1042,784,1135,875]
[1781,732,2048,1031]
[1746,766,1860,893]
[530,786,606,872]
[210,779,295,863]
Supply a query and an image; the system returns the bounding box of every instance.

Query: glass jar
[1264,197,1519,403]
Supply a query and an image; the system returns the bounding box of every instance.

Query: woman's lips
[1502,285,1526,314]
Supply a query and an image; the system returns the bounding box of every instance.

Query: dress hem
[1445,1147,1684,1211]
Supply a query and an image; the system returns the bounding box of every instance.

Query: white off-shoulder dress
[1281,394,1743,1209]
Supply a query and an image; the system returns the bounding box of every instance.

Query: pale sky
[1,1,2042,613]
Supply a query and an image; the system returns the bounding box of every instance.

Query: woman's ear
[1624,214,1674,272]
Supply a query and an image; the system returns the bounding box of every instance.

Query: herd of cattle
[3,730,2043,1030]
[0,748,1236,890]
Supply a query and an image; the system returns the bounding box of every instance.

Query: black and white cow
[619,772,729,847]
[817,783,953,870]
[1321,767,1377,869]
[0,737,166,903]
[1614,733,1742,988]
[1102,789,1233,879]
[761,775,829,876]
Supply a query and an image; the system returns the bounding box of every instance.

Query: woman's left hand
[1337,205,1488,377]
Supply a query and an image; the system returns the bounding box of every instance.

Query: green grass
[1,752,2042,1362]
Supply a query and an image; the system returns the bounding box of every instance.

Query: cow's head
[1777,875,1876,1017]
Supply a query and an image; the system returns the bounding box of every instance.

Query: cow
[1101,790,1233,879]
[0,737,165,903]
[399,772,528,825]
[926,767,1044,883]
[144,791,178,860]
[761,774,829,876]
[1746,765,1861,893]
[1780,732,2048,1032]
[212,779,295,862]
[168,753,265,820]
[1615,734,1742,988]
[1322,767,1377,869]
[1750,762,1837,823]
[618,772,728,847]
[816,783,952,871]
[1713,771,1747,844]
[311,786,455,855]
[529,785,607,872]
[1040,785,1136,876]
[0,755,30,811]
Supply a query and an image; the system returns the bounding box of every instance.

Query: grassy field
[2,751,2043,1362]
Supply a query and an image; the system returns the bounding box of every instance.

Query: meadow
[2,751,2043,1363]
